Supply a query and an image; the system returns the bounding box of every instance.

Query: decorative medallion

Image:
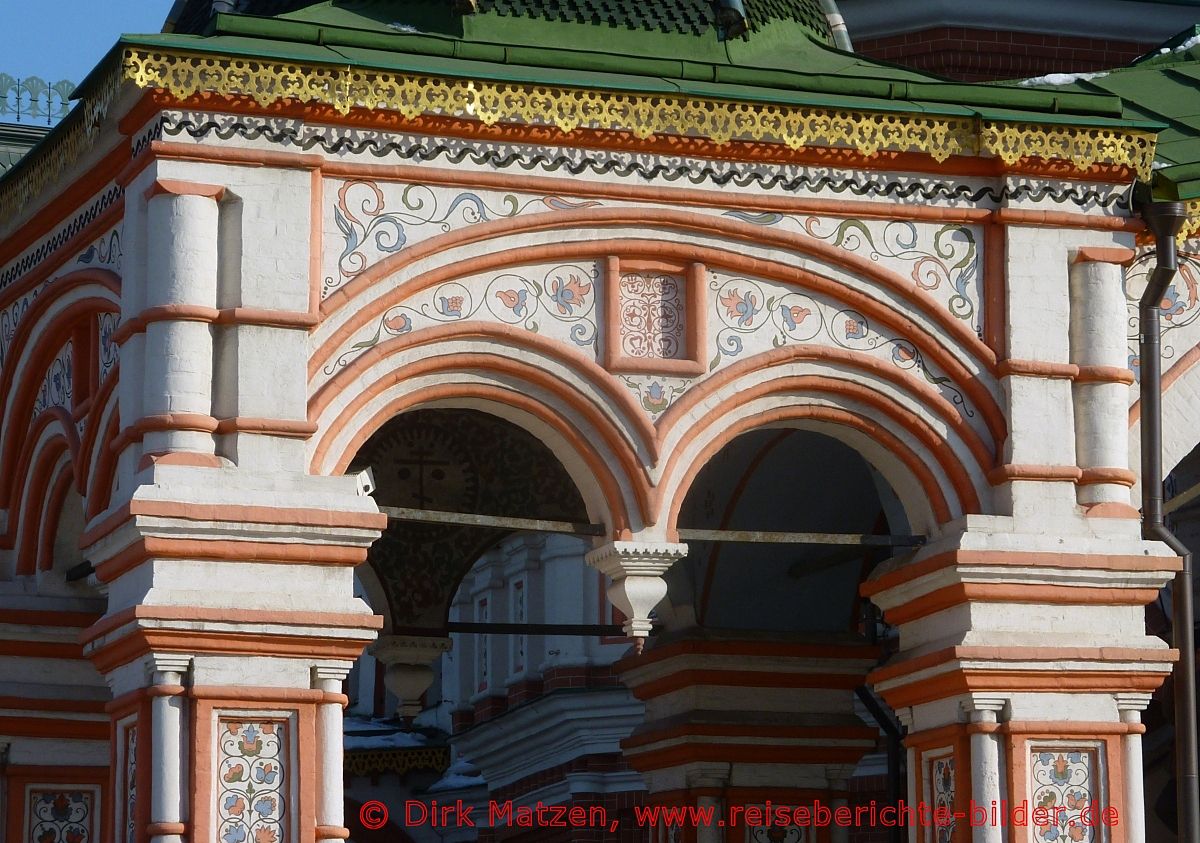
[217,720,287,843]
[1030,747,1101,843]
[27,788,94,843]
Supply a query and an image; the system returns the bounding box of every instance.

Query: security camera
[355,467,376,497]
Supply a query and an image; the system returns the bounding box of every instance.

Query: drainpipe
[1139,199,1200,842]
[817,0,854,52]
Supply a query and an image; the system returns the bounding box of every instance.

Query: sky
[1,0,175,85]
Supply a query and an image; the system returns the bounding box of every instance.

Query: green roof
[89,0,1155,128]
[1016,26,1200,199]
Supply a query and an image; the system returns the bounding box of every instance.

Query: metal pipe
[1139,199,1200,843]
[817,0,854,52]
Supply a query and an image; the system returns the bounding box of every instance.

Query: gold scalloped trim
[1181,200,1200,242]
[122,48,1156,177]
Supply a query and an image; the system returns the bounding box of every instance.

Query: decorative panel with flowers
[217,721,287,843]
[123,725,138,843]
[27,787,96,843]
[618,269,686,361]
[1030,746,1102,843]
[746,815,807,842]
[926,753,956,843]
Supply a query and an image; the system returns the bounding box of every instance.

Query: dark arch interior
[669,427,907,634]
[354,408,588,630]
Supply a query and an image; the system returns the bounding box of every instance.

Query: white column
[967,699,1006,843]
[584,540,687,650]
[313,665,350,842]
[143,190,220,457]
[147,655,191,843]
[1116,693,1152,843]
[830,791,850,843]
[1068,251,1135,507]
[686,765,729,843]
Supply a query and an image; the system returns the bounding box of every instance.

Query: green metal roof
[86,0,1156,129]
[1017,26,1200,199]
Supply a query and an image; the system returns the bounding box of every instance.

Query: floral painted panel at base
[217,721,288,843]
[927,753,955,843]
[124,724,137,843]
[1029,747,1102,843]
[27,787,96,843]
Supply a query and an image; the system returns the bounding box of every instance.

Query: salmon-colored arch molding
[77,363,120,497]
[321,381,639,536]
[655,343,1001,469]
[3,406,80,551]
[311,222,997,394]
[0,270,120,506]
[661,401,960,540]
[10,425,73,575]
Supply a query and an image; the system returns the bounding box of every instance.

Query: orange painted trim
[882,583,1161,626]
[313,219,997,391]
[309,321,656,461]
[143,178,226,202]
[93,535,369,582]
[325,378,639,533]
[82,604,383,645]
[0,609,100,627]
[111,304,220,344]
[149,96,1140,185]
[1078,467,1137,487]
[110,411,220,453]
[0,279,119,507]
[215,306,319,329]
[317,827,351,840]
[37,465,76,572]
[1002,721,1144,735]
[80,498,386,548]
[0,715,108,740]
[214,417,319,438]
[904,722,967,750]
[1085,501,1142,519]
[1076,365,1136,385]
[664,374,985,524]
[5,421,72,553]
[861,549,1182,597]
[657,342,999,470]
[115,305,319,343]
[877,668,1169,709]
[138,451,227,471]
[986,463,1082,484]
[0,639,83,659]
[1073,246,1136,265]
[664,403,957,533]
[87,627,373,674]
[79,363,119,487]
[994,208,1141,232]
[147,822,187,836]
[1132,339,1200,424]
[628,669,865,701]
[996,359,1078,379]
[85,404,121,519]
[869,644,1177,685]
[601,257,708,376]
[0,140,127,274]
[982,223,1006,356]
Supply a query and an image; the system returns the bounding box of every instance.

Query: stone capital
[370,634,453,667]
[585,541,687,647]
[1114,692,1153,712]
[144,653,193,683]
[961,695,1008,723]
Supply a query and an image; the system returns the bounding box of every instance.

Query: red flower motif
[254,828,278,843]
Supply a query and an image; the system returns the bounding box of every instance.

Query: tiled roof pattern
[174,0,833,41]
[477,0,832,38]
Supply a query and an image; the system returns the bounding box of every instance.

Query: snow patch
[1161,34,1200,54]
[1018,71,1110,87]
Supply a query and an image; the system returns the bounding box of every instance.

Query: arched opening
[668,427,908,634]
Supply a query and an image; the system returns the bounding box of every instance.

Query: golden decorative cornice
[121,48,1157,177]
